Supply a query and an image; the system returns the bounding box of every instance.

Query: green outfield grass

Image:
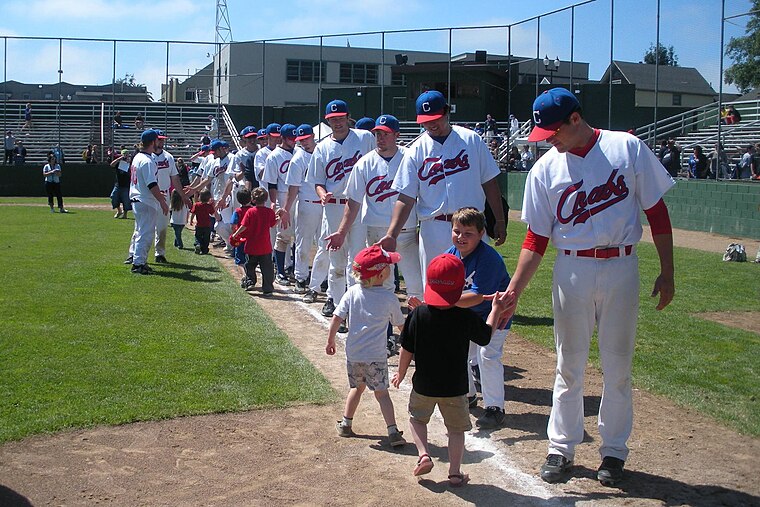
[0,199,335,444]
[496,220,760,437]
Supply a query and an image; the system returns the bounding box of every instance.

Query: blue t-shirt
[447,240,511,327]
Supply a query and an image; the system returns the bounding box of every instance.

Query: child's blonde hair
[170,189,183,211]
[351,265,383,288]
[452,207,485,232]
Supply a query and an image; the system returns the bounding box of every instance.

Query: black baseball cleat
[597,456,624,487]
[540,454,573,483]
[337,322,348,334]
[124,256,133,265]
[154,255,168,264]
[321,298,335,317]
[475,406,506,429]
[131,264,152,275]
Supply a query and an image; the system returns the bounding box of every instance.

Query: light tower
[214,0,232,110]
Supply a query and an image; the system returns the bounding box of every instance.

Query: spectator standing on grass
[43,153,67,213]
[4,131,15,165]
[169,189,188,250]
[230,187,278,297]
[109,149,133,219]
[14,140,27,165]
[688,145,709,179]
[189,189,216,255]
[327,245,407,448]
[230,187,254,290]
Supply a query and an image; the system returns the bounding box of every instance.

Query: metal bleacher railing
[1,101,229,165]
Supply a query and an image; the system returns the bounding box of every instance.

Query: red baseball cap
[424,253,465,307]
[352,245,400,280]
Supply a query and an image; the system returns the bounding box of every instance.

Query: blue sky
[0,0,751,97]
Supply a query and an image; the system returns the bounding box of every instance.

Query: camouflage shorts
[346,360,389,391]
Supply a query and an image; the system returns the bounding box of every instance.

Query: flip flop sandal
[413,454,434,476]
[448,473,470,488]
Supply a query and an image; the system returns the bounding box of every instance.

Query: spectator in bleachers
[506,146,520,172]
[726,105,741,125]
[737,145,753,179]
[520,144,534,171]
[720,106,728,125]
[135,113,145,130]
[752,143,760,180]
[13,140,27,165]
[659,138,681,177]
[176,157,191,188]
[113,111,124,129]
[22,103,32,132]
[688,146,709,179]
[509,114,519,138]
[708,142,730,179]
[206,115,219,138]
[4,130,15,165]
[484,114,498,143]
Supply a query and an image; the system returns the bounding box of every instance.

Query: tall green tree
[643,43,679,66]
[724,0,760,94]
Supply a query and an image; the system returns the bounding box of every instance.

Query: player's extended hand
[651,273,675,310]
[407,296,423,310]
[321,191,334,206]
[326,341,336,356]
[160,199,169,216]
[278,208,290,229]
[374,234,397,253]
[325,231,345,251]
[493,221,507,246]
[390,371,405,389]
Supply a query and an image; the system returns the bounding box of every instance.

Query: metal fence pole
[535,17,540,97]
[381,32,385,113]
[717,0,725,180]
[318,37,323,128]
[165,42,169,130]
[507,26,512,118]
[654,0,660,132]
[448,29,452,107]
[57,39,62,149]
[570,6,575,92]
[2,37,6,136]
[608,0,614,129]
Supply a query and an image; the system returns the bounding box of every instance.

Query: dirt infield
[1,209,759,506]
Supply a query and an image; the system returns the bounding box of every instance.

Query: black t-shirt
[399,305,491,397]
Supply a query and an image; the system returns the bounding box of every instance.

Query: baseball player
[503,88,675,486]
[128,129,169,274]
[235,126,259,190]
[153,130,190,263]
[263,123,298,285]
[280,124,330,302]
[378,90,506,281]
[305,99,375,316]
[255,123,281,183]
[325,114,422,300]
[354,117,375,131]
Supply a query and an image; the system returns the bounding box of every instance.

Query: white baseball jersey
[225,151,244,209]
[254,145,272,182]
[129,152,160,210]
[205,153,233,201]
[153,149,178,192]
[305,129,375,198]
[262,146,293,195]
[345,147,417,230]
[521,130,675,250]
[392,125,500,220]
[235,146,259,186]
[285,147,319,201]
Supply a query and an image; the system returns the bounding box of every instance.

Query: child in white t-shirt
[326,245,406,448]
[169,189,189,249]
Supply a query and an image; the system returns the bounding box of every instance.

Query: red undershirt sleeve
[644,198,672,235]
[522,227,549,256]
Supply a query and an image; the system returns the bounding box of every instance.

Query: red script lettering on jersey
[279,160,290,174]
[325,150,362,182]
[366,175,398,202]
[418,149,470,185]
[556,169,629,225]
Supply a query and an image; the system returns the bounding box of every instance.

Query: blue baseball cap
[373,114,400,133]
[325,99,349,119]
[257,128,267,139]
[266,123,282,137]
[155,129,168,140]
[140,129,159,144]
[416,90,447,123]
[210,139,229,151]
[528,87,581,142]
[199,144,211,152]
[240,126,257,138]
[354,117,375,131]
[295,124,314,141]
[280,123,298,138]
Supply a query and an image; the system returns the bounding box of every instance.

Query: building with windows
[208,42,447,107]
[0,80,150,102]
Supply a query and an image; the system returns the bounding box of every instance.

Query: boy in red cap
[391,253,512,487]
[326,245,406,448]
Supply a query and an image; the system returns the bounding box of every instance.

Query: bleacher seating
[0,101,229,165]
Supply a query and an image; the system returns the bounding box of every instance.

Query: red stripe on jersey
[522,227,549,256]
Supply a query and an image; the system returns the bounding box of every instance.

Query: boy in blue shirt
[447,207,511,428]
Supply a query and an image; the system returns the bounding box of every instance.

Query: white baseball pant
[154,192,170,257]
[215,206,233,249]
[418,218,455,287]
[274,191,295,253]
[323,202,366,304]
[131,201,159,266]
[311,213,330,296]
[467,328,509,410]
[366,225,423,299]
[294,199,328,288]
[548,251,639,462]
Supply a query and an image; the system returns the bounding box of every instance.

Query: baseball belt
[433,214,454,222]
[324,198,348,205]
[564,245,633,259]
